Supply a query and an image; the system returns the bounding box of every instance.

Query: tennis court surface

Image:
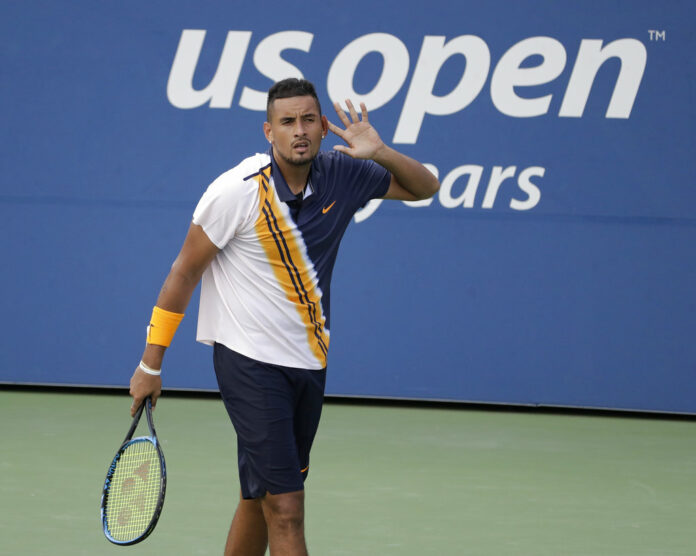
[1,389,695,555]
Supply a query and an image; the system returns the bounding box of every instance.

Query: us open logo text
[166,30,647,219]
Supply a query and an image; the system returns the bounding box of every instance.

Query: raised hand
[328,99,385,160]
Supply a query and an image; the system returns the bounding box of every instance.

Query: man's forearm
[373,145,440,200]
[137,223,220,372]
[140,266,200,369]
[155,260,202,314]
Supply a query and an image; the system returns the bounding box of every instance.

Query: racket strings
[104,439,162,541]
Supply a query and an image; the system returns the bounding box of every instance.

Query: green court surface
[1,390,695,555]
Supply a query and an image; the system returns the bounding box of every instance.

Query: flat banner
[1,1,695,412]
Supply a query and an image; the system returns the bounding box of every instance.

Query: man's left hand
[328,100,385,161]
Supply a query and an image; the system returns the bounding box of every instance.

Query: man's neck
[273,151,311,195]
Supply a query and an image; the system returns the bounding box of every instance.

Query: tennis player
[129,78,439,556]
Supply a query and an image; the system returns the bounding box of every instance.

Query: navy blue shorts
[213,343,327,500]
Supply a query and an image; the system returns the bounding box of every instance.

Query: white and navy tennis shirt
[193,150,390,370]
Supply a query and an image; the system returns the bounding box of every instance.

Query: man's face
[264,95,328,168]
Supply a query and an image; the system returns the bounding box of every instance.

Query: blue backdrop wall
[2,1,694,413]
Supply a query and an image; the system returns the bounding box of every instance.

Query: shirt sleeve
[192,171,257,249]
[334,154,391,211]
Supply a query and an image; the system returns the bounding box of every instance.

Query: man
[129,78,439,555]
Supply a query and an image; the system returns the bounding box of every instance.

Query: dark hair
[266,78,322,120]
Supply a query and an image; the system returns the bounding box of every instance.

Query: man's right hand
[129,367,162,416]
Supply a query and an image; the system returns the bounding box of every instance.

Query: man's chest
[232,180,354,275]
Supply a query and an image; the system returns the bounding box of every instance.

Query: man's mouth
[292,140,310,153]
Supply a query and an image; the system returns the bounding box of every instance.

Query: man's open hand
[328,99,386,160]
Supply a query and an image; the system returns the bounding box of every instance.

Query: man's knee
[261,490,305,531]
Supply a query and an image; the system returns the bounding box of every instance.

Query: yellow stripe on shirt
[252,168,329,367]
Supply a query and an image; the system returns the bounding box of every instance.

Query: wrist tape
[139,360,161,376]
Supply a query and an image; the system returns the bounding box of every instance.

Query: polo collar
[269,148,321,202]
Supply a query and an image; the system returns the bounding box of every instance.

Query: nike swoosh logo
[322,201,336,214]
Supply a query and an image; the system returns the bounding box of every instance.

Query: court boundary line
[2,382,694,421]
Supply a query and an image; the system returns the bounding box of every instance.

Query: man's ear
[263,121,272,143]
[321,115,329,139]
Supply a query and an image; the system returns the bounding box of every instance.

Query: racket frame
[100,397,167,545]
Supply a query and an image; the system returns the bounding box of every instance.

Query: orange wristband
[146,306,184,347]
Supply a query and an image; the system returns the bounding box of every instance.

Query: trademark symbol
[648,30,666,41]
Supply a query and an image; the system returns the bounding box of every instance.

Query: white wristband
[138,360,161,376]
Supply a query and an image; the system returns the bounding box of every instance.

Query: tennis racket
[100,396,167,545]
